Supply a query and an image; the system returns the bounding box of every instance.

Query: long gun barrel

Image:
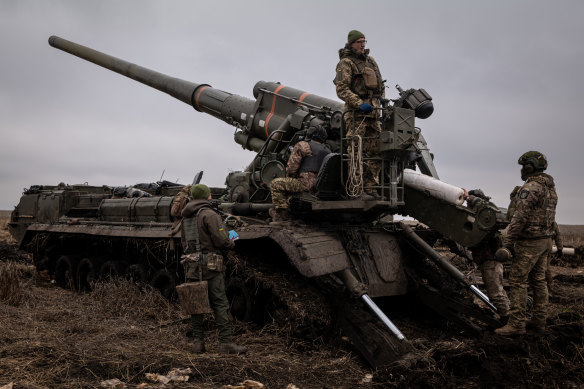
[48,36,343,152]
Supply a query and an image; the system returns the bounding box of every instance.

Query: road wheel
[99,260,126,281]
[126,264,149,283]
[77,257,97,292]
[226,278,253,322]
[55,255,77,290]
[151,269,176,299]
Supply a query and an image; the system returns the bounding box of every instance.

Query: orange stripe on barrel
[298,92,311,104]
[264,85,286,138]
[195,86,209,108]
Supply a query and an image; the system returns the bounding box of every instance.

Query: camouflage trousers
[345,115,381,195]
[480,260,509,316]
[270,177,303,210]
[545,254,554,290]
[189,271,233,343]
[508,238,552,327]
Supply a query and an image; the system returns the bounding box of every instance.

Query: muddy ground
[1,218,583,389]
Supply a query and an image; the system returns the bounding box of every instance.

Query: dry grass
[0,277,371,388]
[0,262,36,306]
[560,224,584,249]
[1,216,583,388]
[0,214,14,243]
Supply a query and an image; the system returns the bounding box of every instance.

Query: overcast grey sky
[1,0,583,224]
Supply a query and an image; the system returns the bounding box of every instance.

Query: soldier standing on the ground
[181,184,246,354]
[269,125,330,223]
[471,235,510,320]
[466,190,510,319]
[495,151,558,336]
[334,29,385,200]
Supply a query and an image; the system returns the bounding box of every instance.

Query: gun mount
[9,36,509,368]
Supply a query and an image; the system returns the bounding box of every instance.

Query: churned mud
[1,218,583,388]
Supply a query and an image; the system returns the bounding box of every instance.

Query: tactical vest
[516,176,558,237]
[181,207,225,274]
[183,207,207,253]
[298,142,330,174]
[506,186,521,222]
[344,54,383,99]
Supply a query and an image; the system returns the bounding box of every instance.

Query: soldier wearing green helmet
[495,151,558,336]
[180,184,247,354]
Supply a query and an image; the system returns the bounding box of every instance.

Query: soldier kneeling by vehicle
[179,184,246,354]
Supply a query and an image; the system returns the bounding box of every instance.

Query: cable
[346,135,364,198]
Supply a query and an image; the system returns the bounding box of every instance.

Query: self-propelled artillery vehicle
[9,36,508,367]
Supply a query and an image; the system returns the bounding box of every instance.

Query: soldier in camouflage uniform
[466,190,510,318]
[504,186,562,297]
[270,125,330,222]
[170,184,191,233]
[181,184,246,354]
[495,151,558,336]
[334,30,385,199]
[471,234,510,318]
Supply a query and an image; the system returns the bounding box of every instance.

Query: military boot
[494,323,526,336]
[358,190,382,200]
[358,193,374,201]
[193,339,206,353]
[278,209,291,221]
[526,319,546,334]
[219,342,247,355]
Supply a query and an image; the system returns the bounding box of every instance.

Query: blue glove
[228,230,239,241]
[359,103,373,113]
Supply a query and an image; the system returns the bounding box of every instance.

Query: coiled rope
[346,135,364,198]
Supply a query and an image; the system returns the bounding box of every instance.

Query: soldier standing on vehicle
[269,125,330,223]
[181,184,246,354]
[495,151,558,336]
[334,29,385,200]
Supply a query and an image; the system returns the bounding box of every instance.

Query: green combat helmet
[518,150,548,173]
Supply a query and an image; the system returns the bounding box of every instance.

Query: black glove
[554,249,564,259]
[468,189,487,200]
[495,246,514,261]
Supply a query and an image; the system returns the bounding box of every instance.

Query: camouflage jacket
[286,140,317,191]
[504,173,558,245]
[180,199,234,254]
[334,45,385,111]
[506,185,522,222]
